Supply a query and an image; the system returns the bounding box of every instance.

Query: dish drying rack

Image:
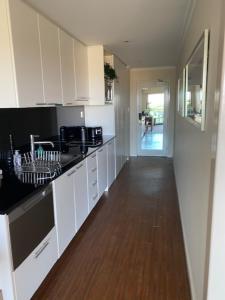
[17,171,60,185]
[16,151,62,182]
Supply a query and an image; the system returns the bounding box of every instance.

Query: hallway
[32,157,191,300]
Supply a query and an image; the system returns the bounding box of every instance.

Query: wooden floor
[32,157,191,300]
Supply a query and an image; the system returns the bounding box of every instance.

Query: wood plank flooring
[32,157,191,300]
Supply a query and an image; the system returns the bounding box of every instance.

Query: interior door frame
[136,80,170,157]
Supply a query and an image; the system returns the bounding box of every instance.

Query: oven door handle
[34,239,50,259]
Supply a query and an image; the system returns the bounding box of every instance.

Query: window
[147,93,164,125]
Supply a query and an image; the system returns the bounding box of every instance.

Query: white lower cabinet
[13,228,57,300]
[53,160,89,256]
[86,152,99,212]
[107,139,116,189]
[10,139,117,300]
[52,167,76,257]
[97,145,108,197]
[74,160,89,231]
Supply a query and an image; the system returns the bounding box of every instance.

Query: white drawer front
[88,184,98,211]
[87,162,98,212]
[87,170,97,188]
[87,152,97,172]
[13,228,57,300]
[88,176,98,190]
[97,145,108,197]
[88,166,97,184]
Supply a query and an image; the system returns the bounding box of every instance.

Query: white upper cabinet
[0,0,106,108]
[88,45,105,105]
[38,15,62,105]
[8,0,44,107]
[0,0,17,108]
[59,29,76,105]
[73,39,89,103]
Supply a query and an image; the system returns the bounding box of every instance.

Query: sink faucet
[30,134,54,161]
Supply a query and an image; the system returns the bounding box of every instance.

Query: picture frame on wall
[185,29,209,131]
[177,68,185,116]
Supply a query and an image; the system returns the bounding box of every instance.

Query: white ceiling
[25,0,192,68]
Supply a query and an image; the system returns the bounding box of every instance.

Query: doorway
[137,81,169,156]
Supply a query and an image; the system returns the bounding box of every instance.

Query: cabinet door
[97,145,108,197]
[107,139,116,189]
[0,0,17,108]
[59,30,76,105]
[74,161,89,231]
[87,45,105,105]
[38,15,62,104]
[52,168,76,257]
[115,136,122,176]
[74,39,89,102]
[8,0,44,107]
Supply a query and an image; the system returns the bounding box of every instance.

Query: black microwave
[87,127,103,141]
[60,126,87,142]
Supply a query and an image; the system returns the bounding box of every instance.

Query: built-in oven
[8,184,54,270]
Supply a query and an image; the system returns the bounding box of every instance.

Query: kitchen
[1,0,225,299]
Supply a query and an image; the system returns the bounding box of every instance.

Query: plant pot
[105,78,113,103]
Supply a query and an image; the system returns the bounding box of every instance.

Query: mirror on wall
[185,29,209,131]
[177,68,185,116]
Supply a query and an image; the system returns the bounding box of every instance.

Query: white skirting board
[174,166,197,300]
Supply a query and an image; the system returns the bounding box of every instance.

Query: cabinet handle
[92,180,97,186]
[91,154,96,158]
[92,193,98,200]
[78,97,88,101]
[91,167,97,172]
[67,169,76,176]
[76,163,83,170]
[98,149,103,153]
[34,240,50,259]
[36,102,46,105]
[66,102,73,105]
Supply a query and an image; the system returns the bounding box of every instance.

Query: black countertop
[0,135,114,215]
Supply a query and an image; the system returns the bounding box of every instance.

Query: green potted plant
[104,63,117,81]
[104,63,117,103]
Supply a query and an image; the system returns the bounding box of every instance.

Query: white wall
[84,105,115,135]
[206,19,225,300]
[130,67,176,157]
[173,0,224,299]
